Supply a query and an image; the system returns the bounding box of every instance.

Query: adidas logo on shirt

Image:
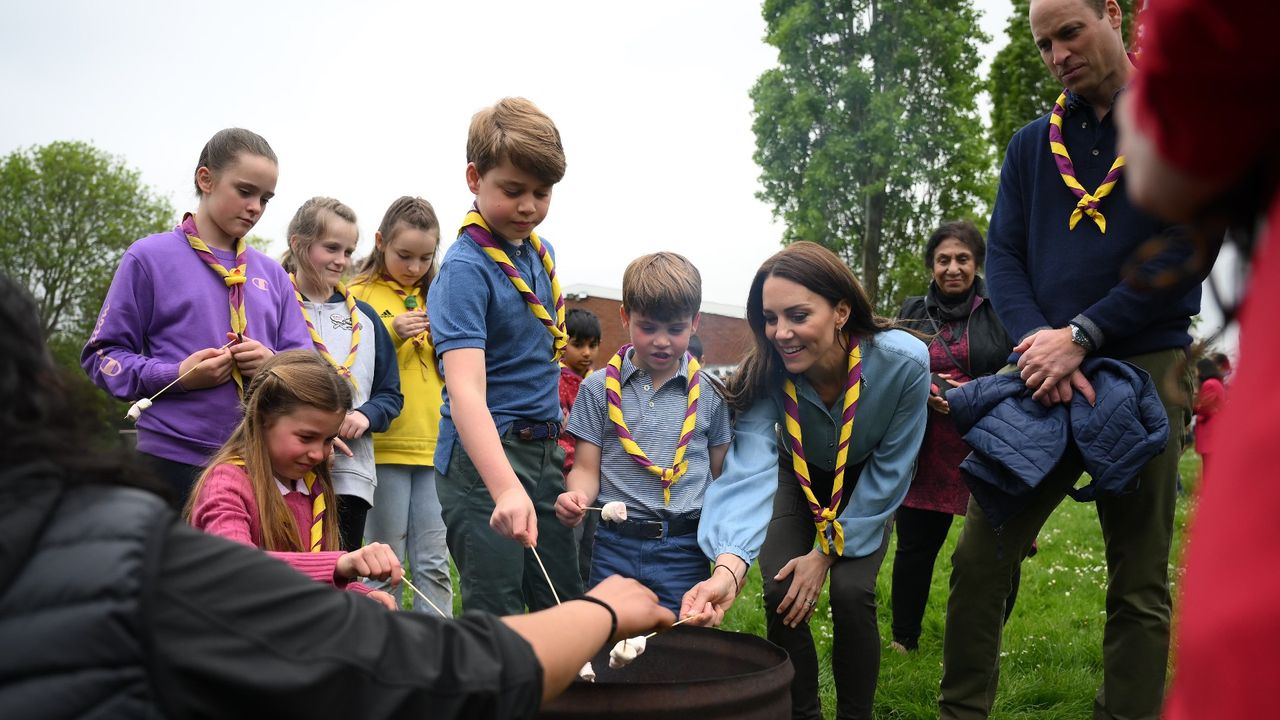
[380,309,394,318]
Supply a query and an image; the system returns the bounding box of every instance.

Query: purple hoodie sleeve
[81,250,183,400]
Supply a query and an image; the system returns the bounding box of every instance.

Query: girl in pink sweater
[187,350,402,608]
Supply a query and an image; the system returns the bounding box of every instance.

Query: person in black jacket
[0,273,673,719]
[890,220,1023,653]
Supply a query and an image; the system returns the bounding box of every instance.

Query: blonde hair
[185,351,352,552]
[467,97,566,185]
[622,252,702,322]
[353,196,441,291]
[281,197,359,294]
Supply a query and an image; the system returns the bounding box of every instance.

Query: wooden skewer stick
[529,544,562,606]
[645,613,698,639]
[401,577,449,618]
[125,338,236,419]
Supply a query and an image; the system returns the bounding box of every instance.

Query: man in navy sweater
[938,1,1203,718]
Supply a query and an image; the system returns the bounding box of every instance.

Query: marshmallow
[608,635,647,669]
[125,397,153,421]
[601,501,628,523]
[578,661,596,682]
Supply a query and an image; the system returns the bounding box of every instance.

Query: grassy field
[404,452,1200,719]
[719,451,1201,719]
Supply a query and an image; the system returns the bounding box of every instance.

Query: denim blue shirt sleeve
[698,329,930,563]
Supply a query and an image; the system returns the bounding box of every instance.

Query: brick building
[563,284,752,378]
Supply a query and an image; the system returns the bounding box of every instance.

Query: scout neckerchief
[1048,91,1125,233]
[460,209,566,361]
[229,458,326,552]
[781,340,861,555]
[290,274,361,389]
[182,213,248,394]
[379,273,433,379]
[604,344,701,505]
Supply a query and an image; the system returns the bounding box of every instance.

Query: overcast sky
[0,1,1234,349]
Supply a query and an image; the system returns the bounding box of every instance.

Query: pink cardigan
[190,463,372,595]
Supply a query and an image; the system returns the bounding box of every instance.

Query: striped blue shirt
[567,349,732,522]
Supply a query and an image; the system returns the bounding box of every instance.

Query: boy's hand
[226,332,274,378]
[492,486,538,546]
[340,410,371,440]
[177,346,234,390]
[555,490,589,527]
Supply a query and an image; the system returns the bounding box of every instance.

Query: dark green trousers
[939,348,1194,720]
[438,430,583,615]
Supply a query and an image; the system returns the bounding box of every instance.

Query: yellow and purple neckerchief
[460,209,566,361]
[604,344,701,505]
[781,341,862,555]
[290,274,361,389]
[1048,91,1126,233]
[378,274,433,379]
[230,458,326,552]
[182,213,248,394]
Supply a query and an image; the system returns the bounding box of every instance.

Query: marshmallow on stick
[124,339,235,422]
[601,501,628,523]
[608,635,647,669]
[578,662,596,682]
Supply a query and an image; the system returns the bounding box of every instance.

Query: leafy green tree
[0,141,173,364]
[988,0,1138,164]
[751,0,994,311]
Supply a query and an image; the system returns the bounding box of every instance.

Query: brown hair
[193,128,277,195]
[184,351,351,552]
[467,97,566,185]
[353,196,441,291]
[281,197,359,294]
[622,252,702,322]
[725,241,903,412]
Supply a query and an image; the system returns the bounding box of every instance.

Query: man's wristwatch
[1069,323,1095,353]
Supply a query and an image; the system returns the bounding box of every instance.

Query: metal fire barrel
[539,626,793,720]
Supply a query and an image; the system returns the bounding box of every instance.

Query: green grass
[719,451,1201,719]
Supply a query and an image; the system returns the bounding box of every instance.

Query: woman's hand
[336,542,403,584]
[679,562,742,627]
[774,548,836,628]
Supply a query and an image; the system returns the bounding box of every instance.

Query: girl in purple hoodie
[82,128,311,507]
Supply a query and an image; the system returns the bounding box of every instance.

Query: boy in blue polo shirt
[427,97,582,614]
[554,252,732,612]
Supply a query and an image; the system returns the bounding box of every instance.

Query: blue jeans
[589,524,708,614]
[363,464,452,616]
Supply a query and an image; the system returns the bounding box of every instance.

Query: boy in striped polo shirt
[554,253,732,612]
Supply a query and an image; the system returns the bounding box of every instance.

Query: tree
[988,0,1138,164]
[751,0,994,312]
[0,141,173,361]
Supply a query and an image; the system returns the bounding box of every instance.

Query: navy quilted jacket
[946,358,1169,527]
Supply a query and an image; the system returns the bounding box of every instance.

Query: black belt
[602,515,700,539]
[509,419,562,441]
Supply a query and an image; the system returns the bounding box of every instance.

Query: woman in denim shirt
[681,242,929,720]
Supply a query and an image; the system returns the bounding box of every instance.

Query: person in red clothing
[187,350,401,608]
[1191,358,1225,478]
[559,308,602,583]
[1120,1,1280,717]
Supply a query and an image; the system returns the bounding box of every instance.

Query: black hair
[565,308,601,342]
[1196,358,1224,383]
[688,335,704,362]
[924,220,986,269]
[0,273,165,496]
